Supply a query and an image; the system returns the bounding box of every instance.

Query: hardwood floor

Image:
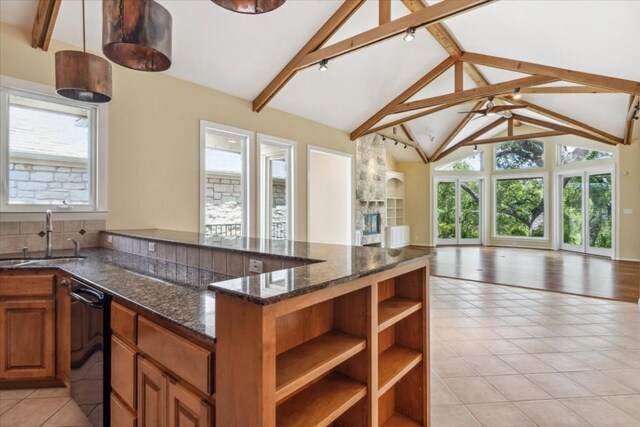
[417,246,640,303]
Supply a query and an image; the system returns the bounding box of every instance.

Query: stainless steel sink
[0,256,85,267]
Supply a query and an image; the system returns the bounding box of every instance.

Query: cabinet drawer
[111,393,136,427]
[137,317,212,395]
[112,336,137,410]
[0,274,55,297]
[112,302,137,344]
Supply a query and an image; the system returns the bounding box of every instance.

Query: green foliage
[437,181,479,240]
[495,178,544,237]
[495,140,544,170]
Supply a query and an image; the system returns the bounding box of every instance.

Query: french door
[560,171,613,257]
[436,178,482,245]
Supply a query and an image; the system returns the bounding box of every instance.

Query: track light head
[513,88,522,100]
[318,59,328,71]
[403,144,407,149]
[403,27,416,42]
[395,141,398,145]
[474,145,478,153]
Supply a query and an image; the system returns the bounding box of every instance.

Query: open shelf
[276,373,367,427]
[276,331,366,403]
[378,297,422,332]
[378,345,422,395]
[382,413,422,427]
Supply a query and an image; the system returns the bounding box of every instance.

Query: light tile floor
[430,277,640,427]
[0,386,90,426]
[2,277,639,426]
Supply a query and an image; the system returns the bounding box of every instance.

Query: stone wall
[356,135,387,246]
[9,162,90,204]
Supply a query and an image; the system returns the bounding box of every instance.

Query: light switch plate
[148,242,155,252]
[249,259,263,274]
[107,235,113,243]
[623,208,633,215]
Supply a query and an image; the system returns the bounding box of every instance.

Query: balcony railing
[205,222,287,239]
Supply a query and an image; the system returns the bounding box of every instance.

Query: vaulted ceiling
[1,0,639,162]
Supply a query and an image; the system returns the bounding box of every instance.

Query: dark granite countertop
[0,248,218,344]
[104,229,432,305]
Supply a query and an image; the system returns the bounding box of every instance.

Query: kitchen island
[0,229,431,426]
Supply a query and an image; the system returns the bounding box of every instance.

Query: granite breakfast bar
[0,229,431,426]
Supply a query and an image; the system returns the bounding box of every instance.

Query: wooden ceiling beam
[504,98,623,144]
[436,117,507,161]
[296,0,496,70]
[395,75,558,114]
[519,86,617,94]
[511,113,618,146]
[431,99,486,160]
[401,124,429,163]
[31,0,61,51]
[461,52,640,96]
[379,0,391,25]
[350,57,456,140]
[454,61,463,92]
[623,95,639,145]
[464,130,567,146]
[252,0,365,112]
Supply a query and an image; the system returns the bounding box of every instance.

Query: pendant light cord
[82,0,86,52]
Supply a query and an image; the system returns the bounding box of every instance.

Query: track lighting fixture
[403,27,416,42]
[474,145,478,153]
[513,88,522,99]
[318,59,328,71]
[382,136,386,141]
[395,141,398,146]
[403,144,407,149]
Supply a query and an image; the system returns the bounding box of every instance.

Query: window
[436,153,483,171]
[200,122,252,237]
[494,176,545,238]
[495,140,544,170]
[1,80,105,212]
[559,145,613,165]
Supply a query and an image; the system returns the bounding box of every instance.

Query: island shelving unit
[213,256,430,427]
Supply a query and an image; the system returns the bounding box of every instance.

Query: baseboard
[614,257,640,262]
[409,243,435,247]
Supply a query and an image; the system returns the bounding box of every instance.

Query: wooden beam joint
[32,0,61,51]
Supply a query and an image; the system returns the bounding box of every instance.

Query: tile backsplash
[0,219,105,255]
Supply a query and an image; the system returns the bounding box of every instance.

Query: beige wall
[386,149,398,172]
[618,139,640,260]
[0,23,354,240]
[396,161,432,246]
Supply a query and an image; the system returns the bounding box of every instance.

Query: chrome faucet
[45,209,53,258]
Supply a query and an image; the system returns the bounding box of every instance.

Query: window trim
[492,172,549,241]
[199,120,254,236]
[0,76,108,214]
[493,139,545,172]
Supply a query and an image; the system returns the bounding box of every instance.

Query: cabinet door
[168,381,211,427]
[0,299,55,379]
[138,357,167,427]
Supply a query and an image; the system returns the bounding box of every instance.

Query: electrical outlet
[623,208,633,215]
[148,242,156,252]
[249,259,263,274]
[107,235,113,243]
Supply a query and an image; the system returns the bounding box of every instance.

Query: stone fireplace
[356,134,386,246]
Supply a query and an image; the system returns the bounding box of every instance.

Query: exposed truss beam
[463,130,567,146]
[454,61,463,92]
[511,114,618,146]
[296,0,495,71]
[395,75,558,114]
[435,117,507,161]
[624,95,639,145]
[461,52,640,96]
[431,99,486,160]
[32,0,61,51]
[401,124,429,163]
[505,98,623,144]
[252,0,365,112]
[508,118,514,136]
[350,57,456,140]
[519,86,616,94]
[379,0,391,25]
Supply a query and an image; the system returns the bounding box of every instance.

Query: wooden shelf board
[276,331,366,403]
[378,345,422,395]
[276,373,366,427]
[378,297,422,332]
[382,412,422,427]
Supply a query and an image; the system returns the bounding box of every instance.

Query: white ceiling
[1,0,639,161]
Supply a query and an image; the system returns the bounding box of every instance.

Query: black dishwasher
[68,278,111,426]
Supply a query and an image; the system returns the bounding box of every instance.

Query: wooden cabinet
[0,298,55,379]
[168,381,211,427]
[138,357,168,427]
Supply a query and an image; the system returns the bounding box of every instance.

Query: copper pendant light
[211,0,286,14]
[103,0,172,72]
[56,0,112,103]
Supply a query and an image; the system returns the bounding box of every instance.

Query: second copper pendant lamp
[103,0,172,72]
[211,0,286,14]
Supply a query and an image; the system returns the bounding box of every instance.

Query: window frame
[0,76,108,214]
[492,172,549,241]
[199,120,254,237]
[556,144,614,167]
[493,139,545,172]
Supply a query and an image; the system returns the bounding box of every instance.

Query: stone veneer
[9,162,90,204]
[356,135,387,246]
[0,219,105,255]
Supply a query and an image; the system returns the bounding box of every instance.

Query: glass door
[436,179,482,245]
[560,171,612,257]
[259,136,294,240]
